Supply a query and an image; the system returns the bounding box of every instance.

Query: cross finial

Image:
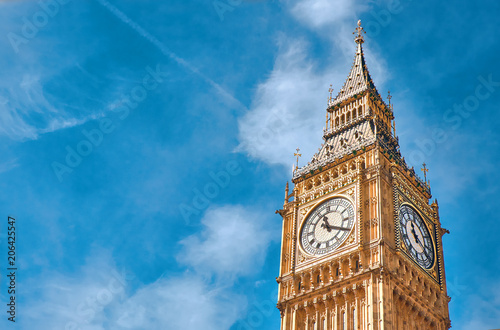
[421,162,429,184]
[354,20,365,44]
[387,90,392,105]
[328,84,334,103]
[294,147,302,170]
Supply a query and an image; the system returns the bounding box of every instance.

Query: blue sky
[0,0,499,329]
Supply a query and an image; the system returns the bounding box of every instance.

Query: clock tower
[276,21,451,329]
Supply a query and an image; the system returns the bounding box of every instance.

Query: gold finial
[421,163,429,184]
[284,181,289,203]
[388,91,396,137]
[294,148,302,170]
[328,84,334,104]
[387,90,394,111]
[354,19,365,44]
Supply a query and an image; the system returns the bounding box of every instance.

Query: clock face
[300,197,355,255]
[399,204,435,269]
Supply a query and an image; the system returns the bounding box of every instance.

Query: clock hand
[410,222,421,244]
[322,216,332,226]
[416,240,432,262]
[422,247,432,261]
[328,225,350,231]
[321,216,349,231]
[413,235,432,262]
[320,216,332,232]
[320,222,332,232]
[412,230,421,244]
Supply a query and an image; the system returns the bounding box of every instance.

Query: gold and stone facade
[276,21,451,329]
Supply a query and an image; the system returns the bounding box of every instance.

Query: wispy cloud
[178,205,278,280]
[237,38,387,168]
[289,0,370,54]
[113,275,246,330]
[452,277,500,330]
[21,205,276,329]
[0,74,105,141]
[237,37,329,168]
[237,0,388,168]
[290,0,366,28]
[0,157,18,174]
[94,0,246,111]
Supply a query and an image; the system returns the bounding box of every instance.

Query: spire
[330,20,377,107]
[354,19,365,45]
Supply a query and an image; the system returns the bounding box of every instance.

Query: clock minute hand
[329,225,350,231]
[416,239,430,256]
[411,229,420,244]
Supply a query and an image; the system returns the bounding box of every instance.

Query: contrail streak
[95,0,247,110]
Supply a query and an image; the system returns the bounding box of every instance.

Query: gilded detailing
[329,20,376,107]
[277,20,451,330]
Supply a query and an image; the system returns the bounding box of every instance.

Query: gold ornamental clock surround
[275,20,451,330]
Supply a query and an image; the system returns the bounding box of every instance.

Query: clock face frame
[398,204,435,269]
[300,197,355,256]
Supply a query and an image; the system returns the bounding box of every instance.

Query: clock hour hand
[410,222,421,244]
[410,225,431,259]
[320,223,331,232]
[321,216,332,232]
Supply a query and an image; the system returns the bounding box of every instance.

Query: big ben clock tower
[276,21,451,329]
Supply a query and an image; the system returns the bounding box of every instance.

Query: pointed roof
[330,20,377,107]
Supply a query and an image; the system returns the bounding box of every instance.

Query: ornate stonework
[276,20,451,330]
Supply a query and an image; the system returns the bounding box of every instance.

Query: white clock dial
[399,204,435,269]
[300,197,355,255]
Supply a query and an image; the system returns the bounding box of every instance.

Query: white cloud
[289,0,370,54]
[237,37,328,168]
[178,205,278,279]
[19,250,129,330]
[290,0,366,30]
[0,74,104,141]
[452,279,500,330]
[19,205,274,329]
[0,157,18,174]
[20,257,245,330]
[113,275,246,330]
[237,1,389,168]
[237,37,387,168]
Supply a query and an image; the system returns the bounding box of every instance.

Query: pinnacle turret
[329,20,377,108]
